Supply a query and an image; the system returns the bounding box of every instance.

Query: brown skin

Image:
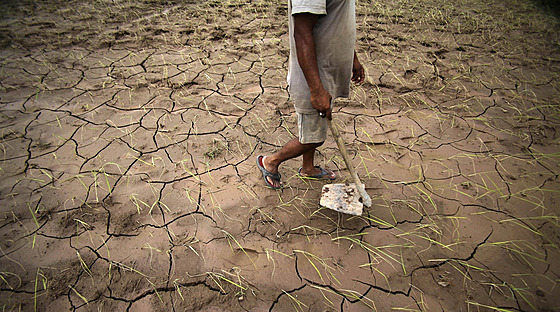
[292,13,333,120]
[262,12,364,188]
[352,51,365,84]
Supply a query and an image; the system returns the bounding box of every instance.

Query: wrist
[309,85,327,98]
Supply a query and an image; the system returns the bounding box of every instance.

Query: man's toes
[266,176,280,188]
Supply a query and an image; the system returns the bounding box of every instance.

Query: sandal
[297,166,336,180]
[257,155,282,189]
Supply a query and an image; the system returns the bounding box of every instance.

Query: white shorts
[297,112,328,144]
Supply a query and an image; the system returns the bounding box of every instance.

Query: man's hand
[311,88,332,120]
[351,52,365,84]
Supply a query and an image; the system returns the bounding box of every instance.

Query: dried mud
[1,0,559,311]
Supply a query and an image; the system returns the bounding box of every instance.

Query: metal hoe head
[320,183,364,216]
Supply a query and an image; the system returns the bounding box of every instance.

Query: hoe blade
[320,183,363,216]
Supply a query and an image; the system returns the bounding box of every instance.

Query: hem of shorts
[299,137,326,144]
[291,6,327,15]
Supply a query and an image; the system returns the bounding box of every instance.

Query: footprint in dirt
[261,194,278,206]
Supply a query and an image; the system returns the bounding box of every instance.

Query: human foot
[298,166,336,180]
[257,155,282,189]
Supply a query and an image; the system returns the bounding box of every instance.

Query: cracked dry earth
[1,0,559,311]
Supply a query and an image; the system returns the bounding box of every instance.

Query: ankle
[263,156,279,171]
[300,165,318,175]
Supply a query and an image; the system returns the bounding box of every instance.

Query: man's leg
[301,144,320,175]
[296,112,335,178]
[261,138,322,188]
[258,112,336,188]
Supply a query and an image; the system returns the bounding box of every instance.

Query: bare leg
[301,146,319,175]
[262,138,323,188]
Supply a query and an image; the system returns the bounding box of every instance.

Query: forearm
[292,13,331,118]
[293,14,325,96]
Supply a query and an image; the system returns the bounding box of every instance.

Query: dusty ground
[1,0,559,311]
